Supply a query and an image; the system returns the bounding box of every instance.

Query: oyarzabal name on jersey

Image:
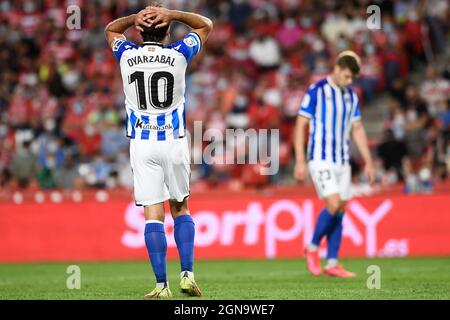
[135,119,173,130]
[127,55,175,67]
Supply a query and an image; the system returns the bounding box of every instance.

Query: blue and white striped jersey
[298,77,361,164]
[112,32,202,140]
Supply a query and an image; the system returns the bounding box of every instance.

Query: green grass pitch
[1,258,449,300]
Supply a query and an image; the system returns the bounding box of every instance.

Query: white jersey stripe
[178,96,185,137]
[313,87,323,161]
[324,84,333,163]
[335,88,343,164]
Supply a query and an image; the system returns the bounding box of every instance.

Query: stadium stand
[0,0,448,200]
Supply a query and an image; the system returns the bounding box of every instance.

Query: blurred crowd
[0,0,449,196]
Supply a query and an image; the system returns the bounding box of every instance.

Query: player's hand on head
[145,7,172,29]
[135,8,153,32]
[294,161,307,183]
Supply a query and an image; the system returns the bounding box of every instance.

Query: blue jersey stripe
[349,88,355,116]
[141,115,150,140]
[130,111,137,139]
[125,112,129,137]
[340,89,347,164]
[348,88,355,127]
[308,115,316,161]
[346,89,355,161]
[320,87,327,160]
[307,86,319,160]
[331,87,337,163]
[172,108,180,139]
[183,91,187,132]
[157,132,165,140]
[157,114,166,141]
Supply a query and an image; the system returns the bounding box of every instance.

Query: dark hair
[140,2,170,43]
[335,52,361,76]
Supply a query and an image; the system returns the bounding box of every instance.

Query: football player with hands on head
[105,2,212,298]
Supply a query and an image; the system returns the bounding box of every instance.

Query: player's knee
[169,197,189,218]
[326,200,341,215]
[143,201,165,221]
[144,207,165,222]
[338,201,347,213]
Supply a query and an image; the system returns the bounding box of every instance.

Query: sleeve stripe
[188,32,202,52]
[111,39,138,61]
[111,36,126,47]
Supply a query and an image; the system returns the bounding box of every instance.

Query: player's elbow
[104,22,112,34]
[196,18,213,44]
[205,17,213,30]
[104,21,117,39]
[203,17,213,35]
[104,25,112,40]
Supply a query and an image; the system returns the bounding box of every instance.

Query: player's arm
[104,10,150,46]
[294,85,317,182]
[351,120,375,184]
[145,7,213,47]
[293,116,309,182]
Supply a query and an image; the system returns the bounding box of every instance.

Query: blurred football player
[293,51,374,277]
[105,2,212,298]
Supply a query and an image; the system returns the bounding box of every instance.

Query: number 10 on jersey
[129,71,175,110]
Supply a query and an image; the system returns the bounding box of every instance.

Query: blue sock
[327,212,344,259]
[144,222,167,283]
[311,208,336,247]
[174,215,195,272]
